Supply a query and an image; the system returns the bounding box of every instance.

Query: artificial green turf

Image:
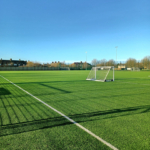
[0,70,150,150]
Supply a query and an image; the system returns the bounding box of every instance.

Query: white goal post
[86,66,114,82]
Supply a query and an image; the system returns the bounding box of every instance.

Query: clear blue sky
[0,0,150,64]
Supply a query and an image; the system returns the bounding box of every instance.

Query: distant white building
[118,65,126,69]
[127,68,132,70]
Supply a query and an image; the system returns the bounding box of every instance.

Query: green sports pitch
[0,70,150,150]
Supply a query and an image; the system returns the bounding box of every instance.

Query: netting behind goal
[86,66,114,82]
[131,67,140,71]
[60,67,70,70]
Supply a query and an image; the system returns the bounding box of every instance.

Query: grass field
[0,70,150,150]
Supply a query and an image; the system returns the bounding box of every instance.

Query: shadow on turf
[0,116,71,137]
[1,104,150,137]
[0,81,146,99]
[0,81,72,100]
[0,92,72,137]
[70,105,150,122]
[40,83,71,94]
[0,80,82,86]
[0,88,11,96]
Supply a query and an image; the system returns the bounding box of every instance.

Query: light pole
[115,46,118,67]
[85,52,87,70]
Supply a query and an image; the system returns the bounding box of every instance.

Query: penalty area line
[0,75,118,150]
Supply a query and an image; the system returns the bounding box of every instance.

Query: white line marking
[0,75,118,150]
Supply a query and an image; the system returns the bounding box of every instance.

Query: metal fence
[0,67,61,71]
[0,66,93,71]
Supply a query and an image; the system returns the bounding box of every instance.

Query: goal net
[60,67,70,70]
[86,66,114,82]
[131,67,140,71]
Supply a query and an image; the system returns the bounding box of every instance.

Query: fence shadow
[0,116,71,137]
[1,103,150,137]
[69,105,150,123]
[0,88,11,96]
[1,77,150,137]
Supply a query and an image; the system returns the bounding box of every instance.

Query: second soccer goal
[86,66,114,82]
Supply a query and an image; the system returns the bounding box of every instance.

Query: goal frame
[131,67,140,71]
[86,66,114,82]
[60,67,70,70]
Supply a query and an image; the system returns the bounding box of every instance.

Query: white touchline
[0,75,118,150]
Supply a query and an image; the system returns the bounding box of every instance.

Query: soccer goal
[131,67,140,71]
[86,66,114,82]
[60,67,70,70]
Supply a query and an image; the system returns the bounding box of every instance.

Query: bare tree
[126,58,137,68]
[34,61,42,67]
[91,59,98,66]
[26,61,42,67]
[141,56,150,69]
[26,61,34,67]
[106,59,115,66]
[99,59,107,66]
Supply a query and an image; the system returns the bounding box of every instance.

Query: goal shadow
[40,83,71,94]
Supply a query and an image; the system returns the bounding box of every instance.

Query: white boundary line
[0,75,118,150]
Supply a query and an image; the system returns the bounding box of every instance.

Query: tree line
[91,56,150,69]
[26,61,92,70]
[23,55,150,70]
